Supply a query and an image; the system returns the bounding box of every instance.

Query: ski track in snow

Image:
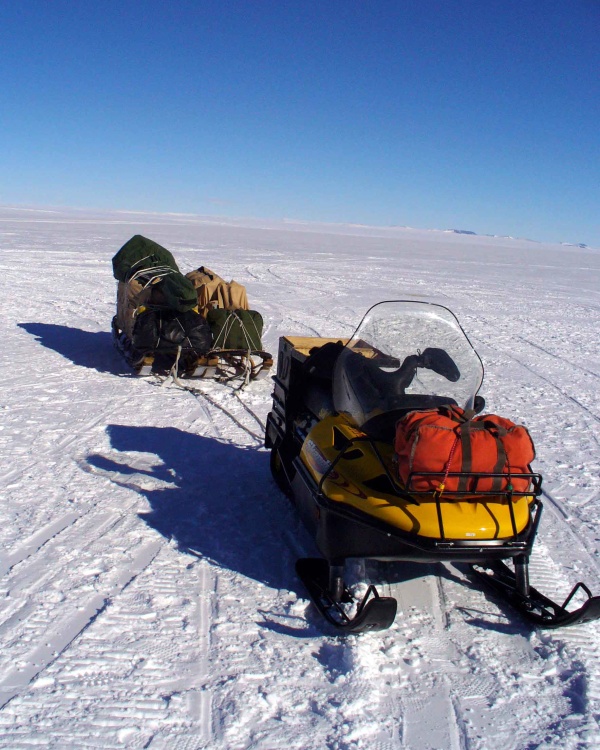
[0,207,599,749]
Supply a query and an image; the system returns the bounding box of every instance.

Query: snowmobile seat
[360,392,485,441]
[361,396,458,442]
[301,341,345,418]
[304,341,345,381]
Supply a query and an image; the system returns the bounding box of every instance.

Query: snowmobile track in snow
[0,506,153,655]
[181,385,264,444]
[0,510,82,578]
[0,539,162,711]
[514,356,600,426]
[472,318,600,425]
[376,565,468,750]
[514,334,600,381]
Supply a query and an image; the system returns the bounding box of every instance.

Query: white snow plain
[0,205,599,749]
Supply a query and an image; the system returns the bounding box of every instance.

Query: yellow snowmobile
[265,301,600,632]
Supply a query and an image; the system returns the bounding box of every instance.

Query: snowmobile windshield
[333,301,484,431]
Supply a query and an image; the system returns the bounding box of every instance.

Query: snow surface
[0,205,599,749]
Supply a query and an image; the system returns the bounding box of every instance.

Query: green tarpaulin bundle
[113,235,198,314]
[154,273,198,313]
[112,235,179,282]
[207,309,264,350]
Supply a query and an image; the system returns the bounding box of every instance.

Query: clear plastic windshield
[333,300,484,429]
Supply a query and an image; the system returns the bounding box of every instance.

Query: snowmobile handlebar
[374,347,461,392]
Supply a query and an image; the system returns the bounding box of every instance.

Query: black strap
[456,418,508,492]
[458,423,472,492]
[491,435,507,492]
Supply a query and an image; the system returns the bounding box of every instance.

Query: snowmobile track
[515,357,600,425]
[0,509,145,650]
[471,320,600,425]
[186,386,264,444]
[384,567,466,750]
[0,510,82,577]
[514,334,600,381]
[541,487,600,582]
[0,444,168,671]
[0,539,161,711]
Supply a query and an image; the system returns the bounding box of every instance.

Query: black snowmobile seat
[305,341,345,381]
[333,348,461,441]
[353,348,460,397]
[301,341,345,417]
[361,396,459,442]
[334,349,410,418]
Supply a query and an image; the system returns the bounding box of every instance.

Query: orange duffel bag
[394,405,536,495]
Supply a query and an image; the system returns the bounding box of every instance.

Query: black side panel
[290,464,320,533]
[265,413,282,450]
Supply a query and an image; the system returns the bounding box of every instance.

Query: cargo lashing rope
[162,317,200,388]
[163,345,185,387]
[128,263,176,288]
[213,311,261,385]
[157,311,261,389]
[434,432,460,499]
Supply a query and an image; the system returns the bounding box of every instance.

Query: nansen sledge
[265,300,600,633]
[111,235,272,382]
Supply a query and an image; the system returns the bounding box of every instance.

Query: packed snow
[0,206,599,749]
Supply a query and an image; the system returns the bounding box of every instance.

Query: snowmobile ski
[296,558,397,633]
[472,561,600,628]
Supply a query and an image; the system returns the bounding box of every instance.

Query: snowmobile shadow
[86,424,299,596]
[379,560,528,633]
[453,606,527,635]
[439,563,531,635]
[376,559,443,584]
[18,323,122,375]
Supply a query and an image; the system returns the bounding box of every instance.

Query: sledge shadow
[86,424,299,595]
[18,322,123,375]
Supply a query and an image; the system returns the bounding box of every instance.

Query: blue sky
[1,1,599,245]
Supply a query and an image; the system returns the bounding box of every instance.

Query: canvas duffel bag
[395,405,536,495]
[186,267,250,316]
[159,309,213,351]
[149,272,198,313]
